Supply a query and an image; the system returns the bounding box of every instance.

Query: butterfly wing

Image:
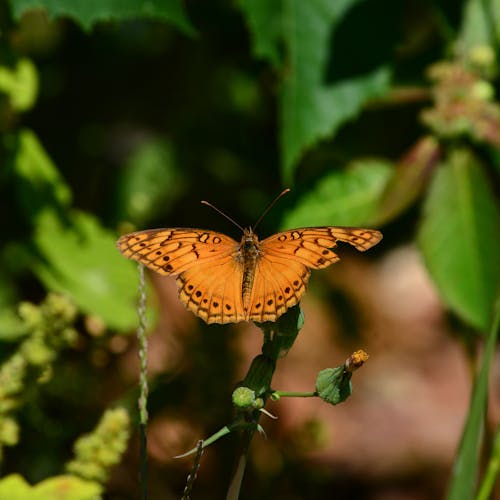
[246,226,382,322]
[117,228,246,324]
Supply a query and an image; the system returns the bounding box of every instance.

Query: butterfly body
[117,225,382,325]
[239,228,262,307]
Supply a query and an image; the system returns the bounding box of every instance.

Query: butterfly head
[241,227,260,253]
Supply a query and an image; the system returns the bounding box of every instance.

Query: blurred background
[1,0,500,499]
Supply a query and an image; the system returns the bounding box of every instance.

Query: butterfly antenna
[253,188,291,230]
[201,200,245,232]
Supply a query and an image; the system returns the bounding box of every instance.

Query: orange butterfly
[116,191,382,324]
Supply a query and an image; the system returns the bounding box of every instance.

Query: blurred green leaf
[0,59,38,111]
[446,293,500,499]
[418,149,500,331]
[9,0,196,35]
[116,136,184,225]
[281,159,392,228]
[238,0,283,68]
[33,209,139,331]
[0,473,102,500]
[279,0,390,183]
[374,136,440,225]
[458,0,500,49]
[14,129,72,218]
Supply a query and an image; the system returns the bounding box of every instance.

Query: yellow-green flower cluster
[65,407,131,484]
[0,294,78,460]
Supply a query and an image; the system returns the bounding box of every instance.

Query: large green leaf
[279,0,390,183]
[9,0,196,35]
[33,209,139,331]
[239,0,391,184]
[418,149,500,331]
[446,294,500,499]
[281,159,392,229]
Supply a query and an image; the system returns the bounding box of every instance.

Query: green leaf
[281,159,392,228]
[374,136,440,225]
[418,149,500,331]
[279,0,390,183]
[33,209,140,331]
[458,0,500,49]
[9,0,196,35]
[0,59,39,111]
[14,129,72,218]
[446,294,500,499]
[238,0,284,68]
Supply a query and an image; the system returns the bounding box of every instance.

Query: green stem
[225,306,303,499]
[272,391,317,398]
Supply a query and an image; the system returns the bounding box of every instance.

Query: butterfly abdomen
[239,231,262,315]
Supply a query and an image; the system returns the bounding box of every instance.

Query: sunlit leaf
[0,473,102,500]
[281,159,392,228]
[14,129,72,218]
[0,59,38,111]
[33,210,140,331]
[9,0,196,35]
[418,149,500,330]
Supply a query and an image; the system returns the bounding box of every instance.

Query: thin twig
[182,440,204,500]
[137,263,149,500]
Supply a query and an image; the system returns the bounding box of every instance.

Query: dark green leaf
[279,0,390,183]
[418,149,500,331]
[9,0,196,35]
[238,0,283,68]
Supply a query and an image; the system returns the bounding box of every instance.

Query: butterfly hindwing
[247,253,310,323]
[177,259,245,324]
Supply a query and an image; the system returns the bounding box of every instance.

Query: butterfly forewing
[261,227,382,270]
[116,228,239,276]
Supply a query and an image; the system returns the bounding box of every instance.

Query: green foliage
[0,474,102,500]
[241,0,391,182]
[8,0,196,34]
[1,0,500,498]
[0,294,77,459]
[281,159,392,228]
[446,293,500,499]
[65,408,131,483]
[315,366,352,405]
[0,59,38,111]
[418,149,500,330]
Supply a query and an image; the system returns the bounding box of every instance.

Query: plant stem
[273,391,316,398]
